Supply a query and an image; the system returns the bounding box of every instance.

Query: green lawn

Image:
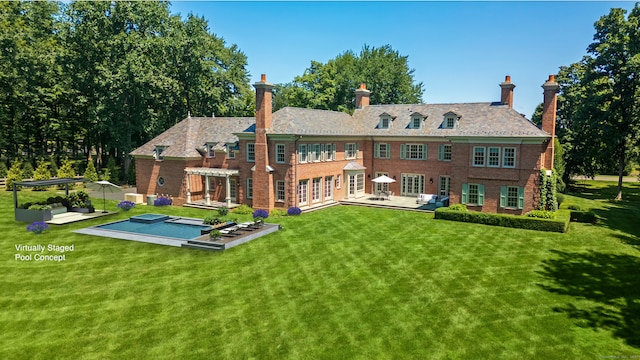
[1,182,639,359]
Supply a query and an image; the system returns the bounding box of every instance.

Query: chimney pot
[359,83,366,90]
[261,74,266,82]
[548,74,555,82]
[505,75,511,82]
[500,76,516,109]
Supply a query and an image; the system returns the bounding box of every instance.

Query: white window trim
[275,144,286,164]
[488,147,501,168]
[503,147,517,168]
[345,143,358,160]
[154,146,166,161]
[298,144,308,163]
[473,146,486,167]
[276,180,285,202]
[246,143,255,162]
[412,117,422,129]
[246,178,253,199]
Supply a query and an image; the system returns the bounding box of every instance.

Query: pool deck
[47,211,117,225]
[74,216,279,251]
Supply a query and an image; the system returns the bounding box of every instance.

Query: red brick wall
[135,157,201,205]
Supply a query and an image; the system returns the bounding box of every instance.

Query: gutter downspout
[294,135,302,209]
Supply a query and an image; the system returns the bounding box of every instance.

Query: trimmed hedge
[570,210,598,224]
[435,208,569,233]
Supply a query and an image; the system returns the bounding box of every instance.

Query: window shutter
[478,184,485,206]
[400,144,406,160]
[500,186,506,208]
[386,143,391,159]
[321,144,325,161]
[374,143,380,158]
[332,144,336,160]
[355,143,359,159]
[461,183,468,204]
[518,187,525,209]
[421,144,427,160]
[438,144,444,161]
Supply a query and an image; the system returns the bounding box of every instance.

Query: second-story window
[246,143,255,162]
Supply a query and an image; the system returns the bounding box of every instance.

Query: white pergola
[184,167,240,207]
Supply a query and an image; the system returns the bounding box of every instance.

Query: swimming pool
[96,214,209,240]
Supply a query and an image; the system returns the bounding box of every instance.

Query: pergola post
[185,172,191,203]
[225,175,231,207]
[13,183,18,209]
[204,175,211,205]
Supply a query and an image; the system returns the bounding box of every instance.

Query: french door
[401,174,425,197]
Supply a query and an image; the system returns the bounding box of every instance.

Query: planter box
[15,208,53,223]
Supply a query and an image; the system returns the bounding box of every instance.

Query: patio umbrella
[371,175,396,196]
[85,180,121,213]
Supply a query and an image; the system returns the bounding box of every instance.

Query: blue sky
[169,1,636,118]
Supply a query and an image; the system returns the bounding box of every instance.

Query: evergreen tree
[0,161,7,178]
[56,158,76,189]
[21,161,34,179]
[32,159,51,191]
[5,160,23,191]
[83,158,98,183]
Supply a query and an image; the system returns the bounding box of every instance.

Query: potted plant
[209,229,222,241]
[117,200,136,211]
[252,209,269,228]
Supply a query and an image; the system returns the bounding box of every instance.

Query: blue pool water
[97,216,209,240]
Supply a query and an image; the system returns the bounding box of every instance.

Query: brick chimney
[500,75,516,108]
[355,83,371,108]
[252,74,275,212]
[541,74,560,170]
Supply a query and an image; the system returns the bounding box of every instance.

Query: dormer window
[153,146,166,161]
[410,112,425,129]
[226,142,238,159]
[205,142,217,158]
[378,112,395,129]
[442,112,459,129]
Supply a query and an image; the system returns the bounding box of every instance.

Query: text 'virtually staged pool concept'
[14,244,74,262]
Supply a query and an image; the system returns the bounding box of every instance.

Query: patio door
[438,176,450,197]
[229,179,237,202]
[346,171,365,198]
[401,174,425,197]
[375,172,390,193]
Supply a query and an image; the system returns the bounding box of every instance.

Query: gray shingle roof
[351,103,548,137]
[132,102,549,158]
[130,117,255,158]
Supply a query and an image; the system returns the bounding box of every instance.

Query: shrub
[57,158,76,189]
[525,210,555,219]
[217,206,229,217]
[556,193,565,207]
[287,206,302,216]
[448,204,467,212]
[154,197,172,206]
[5,161,23,191]
[209,229,221,240]
[253,209,269,219]
[567,205,582,211]
[0,161,7,178]
[83,160,99,183]
[233,204,253,215]
[26,221,49,234]
[203,215,223,225]
[28,204,52,211]
[32,159,51,191]
[270,208,287,217]
[570,210,598,224]
[21,162,34,179]
[435,207,568,233]
[117,200,136,211]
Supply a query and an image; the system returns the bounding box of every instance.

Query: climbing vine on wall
[538,169,558,211]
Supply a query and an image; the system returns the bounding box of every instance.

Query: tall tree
[274,45,423,113]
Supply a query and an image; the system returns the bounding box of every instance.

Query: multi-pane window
[375,143,390,159]
[276,180,285,202]
[500,186,524,209]
[380,117,391,129]
[503,147,516,168]
[473,147,486,166]
[412,117,422,129]
[298,144,308,163]
[445,116,456,128]
[312,178,322,203]
[345,143,358,159]
[313,144,322,162]
[401,144,426,160]
[439,176,450,197]
[325,144,335,161]
[298,180,308,206]
[324,176,333,200]
[226,143,236,159]
[246,143,255,162]
[462,183,484,206]
[336,175,341,189]
[246,178,253,199]
[275,144,286,164]
[438,144,452,161]
[488,147,501,167]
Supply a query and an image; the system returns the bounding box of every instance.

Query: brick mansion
[131,74,559,214]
